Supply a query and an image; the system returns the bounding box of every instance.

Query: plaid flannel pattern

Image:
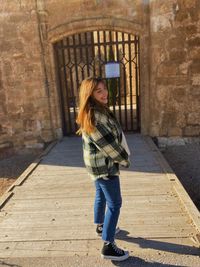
[82,110,130,180]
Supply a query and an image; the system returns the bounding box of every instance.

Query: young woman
[76,77,130,261]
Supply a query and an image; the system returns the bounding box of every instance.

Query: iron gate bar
[84,32,90,77]
[71,35,78,132]
[136,36,140,130]
[78,34,83,63]
[115,31,122,125]
[61,39,72,134]
[103,32,108,108]
[122,32,128,131]
[103,31,107,62]
[78,33,85,81]
[66,37,74,133]
[92,31,96,77]
[54,44,67,135]
[97,31,102,77]
[109,30,116,114]
[128,33,133,130]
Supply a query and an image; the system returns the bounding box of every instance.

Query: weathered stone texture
[0,0,199,152]
[0,0,55,150]
[149,0,200,137]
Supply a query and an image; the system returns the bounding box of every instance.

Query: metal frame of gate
[54,30,140,135]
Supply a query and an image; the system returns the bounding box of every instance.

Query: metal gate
[54,30,140,135]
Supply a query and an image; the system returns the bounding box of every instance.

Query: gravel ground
[161,144,200,211]
[0,150,41,197]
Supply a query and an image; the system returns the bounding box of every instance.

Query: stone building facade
[0,0,200,151]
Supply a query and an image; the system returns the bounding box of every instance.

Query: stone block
[157,62,178,77]
[151,13,173,32]
[40,130,54,142]
[24,139,44,149]
[183,0,197,9]
[184,24,197,35]
[188,48,200,60]
[189,60,200,74]
[159,127,168,136]
[172,87,186,102]
[169,50,186,62]
[157,137,185,147]
[183,126,200,136]
[191,75,200,86]
[174,10,189,22]
[156,86,169,102]
[188,7,199,21]
[55,128,63,139]
[41,120,51,129]
[7,103,23,115]
[187,113,200,125]
[179,62,191,75]
[187,37,200,47]
[167,76,190,86]
[176,113,187,128]
[23,119,37,132]
[190,86,200,96]
[0,142,13,149]
[167,37,185,50]
[168,127,182,136]
[3,61,12,77]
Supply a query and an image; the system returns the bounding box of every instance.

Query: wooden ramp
[0,134,199,266]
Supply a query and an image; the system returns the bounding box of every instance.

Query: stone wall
[149,0,200,138]
[0,0,57,152]
[0,0,199,152]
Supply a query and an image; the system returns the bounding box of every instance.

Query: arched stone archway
[47,18,150,137]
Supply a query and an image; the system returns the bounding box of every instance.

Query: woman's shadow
[111,230,200,267]
[111,257,188,267]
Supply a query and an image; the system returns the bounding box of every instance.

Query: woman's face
[92,82,108,105]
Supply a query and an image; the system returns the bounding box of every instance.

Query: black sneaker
[96,224,120,236]
[101,241,129,261]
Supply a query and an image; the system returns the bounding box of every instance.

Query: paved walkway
[0,134,199,267]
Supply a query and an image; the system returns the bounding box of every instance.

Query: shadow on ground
[115,230,199,256]
[112,257,191,267]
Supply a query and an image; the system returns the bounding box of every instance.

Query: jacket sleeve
[90,122,130,167]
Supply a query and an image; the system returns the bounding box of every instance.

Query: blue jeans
[94,176,122,243]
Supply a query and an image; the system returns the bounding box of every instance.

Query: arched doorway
[54,30,140,135]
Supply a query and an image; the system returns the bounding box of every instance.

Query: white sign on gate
[105,62,120,78]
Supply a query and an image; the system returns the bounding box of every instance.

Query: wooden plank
[2,201,183,213]
[0,192,14,210]
[8,190,172,200]
[2,195,181,210]
[0,226,195,242]
[25,174,169,183]
[0,209,188,219]
[1,206,185,218]
[0,236,199,258]
[12,186,172,194]
[9,194,178,203]
[0,214,192,229]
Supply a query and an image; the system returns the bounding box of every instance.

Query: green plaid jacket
[82,109,130,180]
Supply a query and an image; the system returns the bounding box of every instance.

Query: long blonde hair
[76,77,106,135]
